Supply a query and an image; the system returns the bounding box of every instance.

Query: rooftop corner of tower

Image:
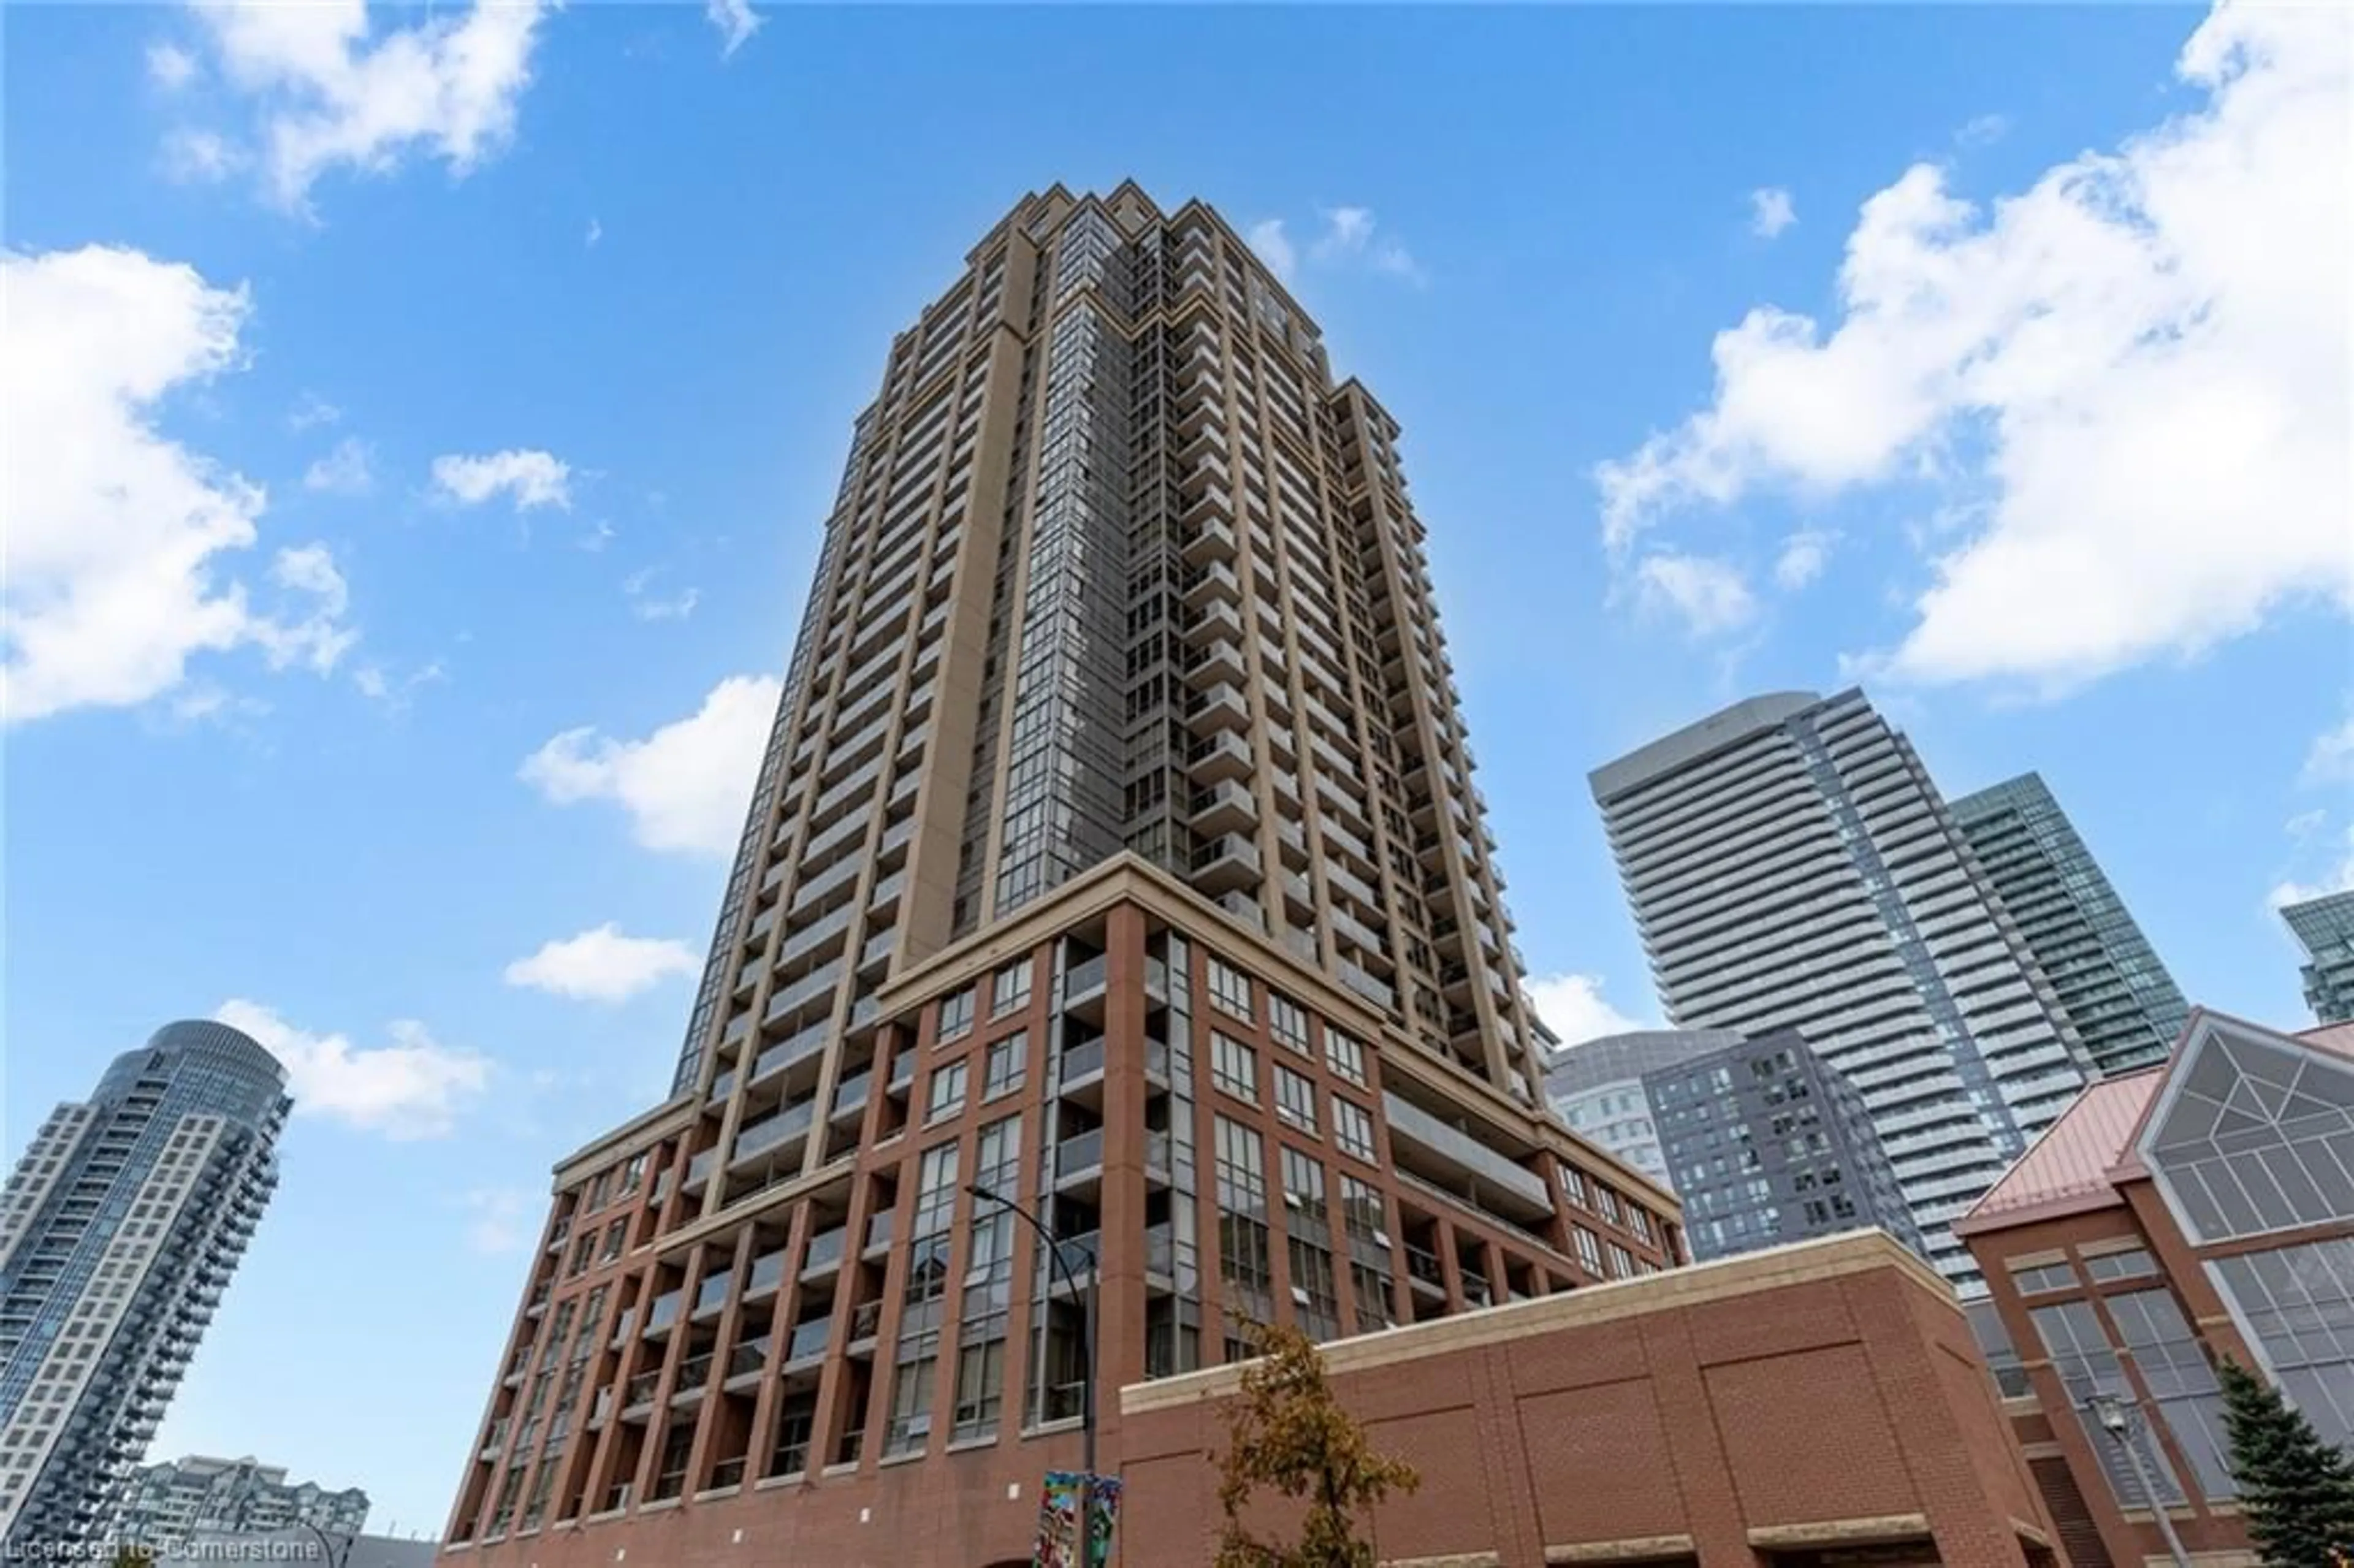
[1588,690,1825,804]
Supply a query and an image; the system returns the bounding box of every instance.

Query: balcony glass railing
[753,1024,829,1084]
[785,1319,832,1362]
[645,1290,682,1333]
[623,1370,661,1408]
[734,1101,815,1163]
[1064,953,1108,999]
[1049,1230,1102,1279]
[1145,1222,1176,1276]
[746,1250,787,1297]
[675,1352,713,1392]
[726,1339,769,1380]
[801,1227,846,1275]
[694,1272,733,1317]
[1054,1128,1105,1181]
[1404,1244,1444,1288]
[1059,1037,1105,1083]
[850,1299,884,1342]
[863,1211,896,1254]
[831,1070,872,1118]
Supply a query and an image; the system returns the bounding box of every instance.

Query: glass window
[938,988,975,1041]
[2084,1248,2159,1283]
[1332,1098,1376,1163]
[991,962,1032,1019]
[1325,1029,1366,1087]
[1211,1032,1258,1105]
[1274,1064,1318,1135]
[2028,1300,2184,1506]
[1596,1186,1623,1227]
[2009,1260,2078,1296]
[1268,993,1310,1056]
[2144,1024,2354,1243]
[2103,1288,2236,1499]
[2208,1236,2354,1450]
[926,1060,968,1124]
[983,1033,1026,1100]
[1207,956,1254,1022]
[1572,1226,1602,1274]
[1964,1300,2032,1399]
[1627,1206,1654,1245]
[1558,1165,1590,1209]
[1606,1243,1634,1279]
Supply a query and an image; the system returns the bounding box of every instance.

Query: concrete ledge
[2011,1517,2051,1548]
[1124,1231,1951,1415]
[1381,1555,1500,1568]
[1545,1534,1697,1563]
[1746,1514,1930,1549]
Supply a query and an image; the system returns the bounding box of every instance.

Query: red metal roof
[1952,1069,2163,1236]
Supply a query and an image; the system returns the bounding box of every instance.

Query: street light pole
[969,1181,1099,1566]
[2085,1392,2192,1568]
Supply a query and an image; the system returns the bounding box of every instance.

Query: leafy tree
[1213,1322,1419,1568]
[2216,1358,2354,1567]
[112,1548,154,1568]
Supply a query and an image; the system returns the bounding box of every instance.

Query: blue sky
[6,0,2347,1533]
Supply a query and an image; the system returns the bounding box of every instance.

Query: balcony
[1188,639,1246,688]
[672,1352,714,1402]
[1191,834,1260,893]
[746,1250,788,1300]
[831,1070,872,1121]
[623,1370,662,1414]
[1381,1093,1550,1216]
[1064,954,1109,1005]
[801,1226,847,1278]
[1053,1128,1105,1184]
[1045,1230,1101,1288]
[644,1290,682,1335]
[1190,780,1256,835]
[693,1270,733,1319]
[1404,1244,1445,1296]
[848,1298,885,1347]
[753,1024,828,1086]
[1187,682,1249,735]
[705,1070,737,1107]
[725,1339,771,1389]
[784,1319,832,1367]
[733,1102,815,1166]
[1188,729,1253,782]
[1059,1036,1106,1087]
[864,1211,896,1256]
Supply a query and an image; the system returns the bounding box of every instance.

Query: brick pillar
[1097,902,1154,1463]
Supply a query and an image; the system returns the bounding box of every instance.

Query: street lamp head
[2087,1393,2131,1436]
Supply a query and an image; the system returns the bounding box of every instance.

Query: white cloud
[2271,824,2354,910]
[462,1187,536,1255]
[354,657,445,709]
[505,923,700,1003]
[584,216,602,249]
[1246,218,1297,283]
[1633,552,1758,636]
[1250,206,1426,286]
[577,519,615,552]
[1748,186,1797,238]
[1772,527,1836,590]
[1597,3,2350,694]
[2,245,358,724]
[519,673,779,856]
[623,567,698,622]
[287,391,341,430]
[177,0,552,213]
[706,0,762,57]
[216,999,492,1140]
[1526,974,1652,1052]
[430,447,571,511]
[1957,113,2011,148]
[148,40,200,89]
[302,435,375,496]
[162,127,242,185]
[2302,709,2354,786]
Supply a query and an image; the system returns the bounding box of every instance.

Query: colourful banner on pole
[1030,1470,1121,1567]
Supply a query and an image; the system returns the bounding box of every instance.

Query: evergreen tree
[2217,1358,2354,1567]
[1213,1322,1420,1568]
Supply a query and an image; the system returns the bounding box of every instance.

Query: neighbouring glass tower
[2282,889,2354,1026]
[1950,772,2190,1074]
[1590,689,2093,1290]
[440,185,1680,1566]
[1541,1028,1743,1190]
[0,1021,288,1549]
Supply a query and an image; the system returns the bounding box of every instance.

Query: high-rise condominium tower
[440,184,1678,1568]
[1590,690,2092,1290]
[0,1021,288,1549]
[1950,772,2189,1075]
[2282,889,2354,1026]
